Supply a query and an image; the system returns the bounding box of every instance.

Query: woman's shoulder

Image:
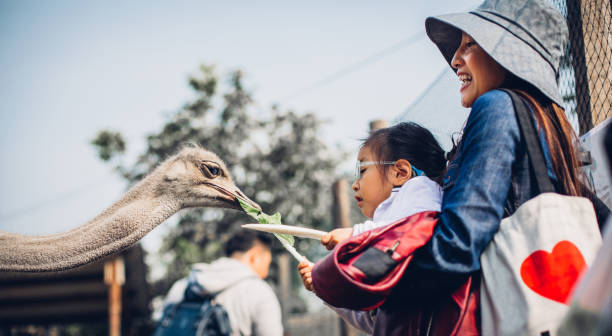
[458,89,521,151]
[471,89,514,116]
[465,89,518,131]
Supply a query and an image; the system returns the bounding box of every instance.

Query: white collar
[372,176,443,222]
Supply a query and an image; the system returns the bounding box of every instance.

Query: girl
[319,121,446,251]
[298,121,446,333]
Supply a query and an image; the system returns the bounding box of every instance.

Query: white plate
[241,224,327,240]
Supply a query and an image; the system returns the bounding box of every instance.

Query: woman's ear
[390,159,413,185]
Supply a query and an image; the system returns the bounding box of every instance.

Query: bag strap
[501,89,555,195]
[184,270,214,302]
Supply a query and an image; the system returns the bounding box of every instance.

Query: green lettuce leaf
[238,197,261,219]
[238,197,294,246]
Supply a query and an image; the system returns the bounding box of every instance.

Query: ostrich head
[155,146,260,211]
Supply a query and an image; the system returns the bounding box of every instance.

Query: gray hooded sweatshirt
[163,257,283,336]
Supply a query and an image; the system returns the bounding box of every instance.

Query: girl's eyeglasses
[354,161,396,180]
[354,161,426,180]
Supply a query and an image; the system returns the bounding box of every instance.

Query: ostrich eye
[200,161,222,178]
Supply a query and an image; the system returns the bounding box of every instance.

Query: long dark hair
[363,122,447,185]
[503,73,585,197]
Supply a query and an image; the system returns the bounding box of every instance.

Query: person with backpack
[160,230,283,336]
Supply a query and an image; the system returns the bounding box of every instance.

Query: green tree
[92,64,345,297]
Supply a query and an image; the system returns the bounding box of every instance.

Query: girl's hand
[321,228,353,250]
[298,261,314,291]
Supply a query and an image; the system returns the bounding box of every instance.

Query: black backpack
[154,274,232,336]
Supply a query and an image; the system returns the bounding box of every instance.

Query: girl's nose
[351,179,359,192]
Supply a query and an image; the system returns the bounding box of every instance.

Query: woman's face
[451,32,507,108]
[351,146,395,218]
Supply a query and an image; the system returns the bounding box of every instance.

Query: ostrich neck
[0,179,181,272]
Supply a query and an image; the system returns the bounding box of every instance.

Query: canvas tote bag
[480,90,602,336]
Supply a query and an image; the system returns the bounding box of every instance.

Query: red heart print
[520,240,586,304]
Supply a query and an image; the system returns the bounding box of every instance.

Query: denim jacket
[384,90,558,303]
[412,89,558,274]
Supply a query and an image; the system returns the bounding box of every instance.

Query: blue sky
[0,1,480,246]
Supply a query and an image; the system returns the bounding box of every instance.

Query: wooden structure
[369,119,388,132]
[104,257,125,336]
[0,245,150,335]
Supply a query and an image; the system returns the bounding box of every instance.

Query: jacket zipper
[425,311,434,336]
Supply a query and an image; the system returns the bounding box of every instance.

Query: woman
[376,0,607,334]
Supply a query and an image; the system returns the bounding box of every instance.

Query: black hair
[362,122,447,185]
[224,230,273,257]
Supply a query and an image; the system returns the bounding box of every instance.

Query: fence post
[369,120,388,132]
[333,180,351,230]
[278,253,291,328]
[104,257,125,336]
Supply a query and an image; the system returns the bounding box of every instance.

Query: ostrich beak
[232,189,262,212]
[202,181,261,211]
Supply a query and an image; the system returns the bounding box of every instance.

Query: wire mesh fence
[549,0,611,135]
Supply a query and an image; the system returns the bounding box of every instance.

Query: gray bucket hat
[425,0,568,107]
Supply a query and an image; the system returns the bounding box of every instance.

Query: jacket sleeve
[251,282,284,336]
[582,184,610,231]
[412,90,521,274]
[327,305,376,334]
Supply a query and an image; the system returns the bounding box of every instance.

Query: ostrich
[0,146,260,272]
